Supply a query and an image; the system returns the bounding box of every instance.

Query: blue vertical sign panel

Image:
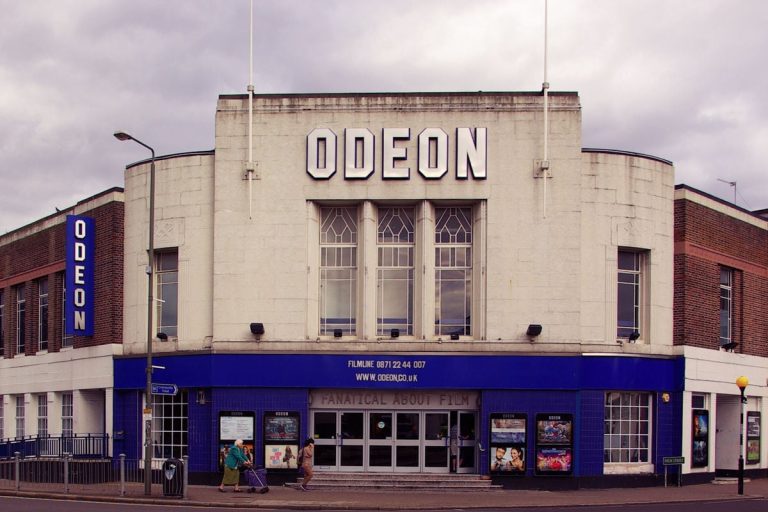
[65,215,95,336]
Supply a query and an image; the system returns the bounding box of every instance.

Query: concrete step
[289,471,502,491]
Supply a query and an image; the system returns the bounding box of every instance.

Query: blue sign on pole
[151,383,178,396]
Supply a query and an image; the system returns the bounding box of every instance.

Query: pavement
[1,477,767,509]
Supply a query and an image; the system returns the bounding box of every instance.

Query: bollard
[182,455,189,499]
[119,454,126,496]
[14,452,20,491]
[63,454,70,494]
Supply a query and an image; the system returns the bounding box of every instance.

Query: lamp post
[736,376,748,495]
[114,130,156,496]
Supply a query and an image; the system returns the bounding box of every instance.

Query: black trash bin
[162,458,184,498]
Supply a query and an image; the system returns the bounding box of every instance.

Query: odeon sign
[65,215,94,336]
[306,127,487,180]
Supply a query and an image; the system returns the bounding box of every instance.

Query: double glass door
[311,410,476,473]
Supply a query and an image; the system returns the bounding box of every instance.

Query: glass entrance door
[339,411,365,470]
[311,409,474,473]
[312,411,338,469]
[311,410,365,470]
[395,412,420,473]
[368,412,394,471]
[423,412,450,473]
[456,411,477,473]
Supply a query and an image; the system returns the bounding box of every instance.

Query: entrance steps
[289,471,502,491]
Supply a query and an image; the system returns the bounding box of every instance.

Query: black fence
[0,434,110,459]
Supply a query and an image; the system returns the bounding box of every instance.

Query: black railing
[0,434,109,459]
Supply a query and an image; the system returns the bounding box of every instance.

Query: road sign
[151,383,179,396]
[663,456,685,465]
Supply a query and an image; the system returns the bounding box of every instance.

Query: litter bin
[162,458,184,498]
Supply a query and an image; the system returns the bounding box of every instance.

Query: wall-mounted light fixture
[526,324,543,338]
[628,331,640,343]
[450,333,460,341]
[333,329,343,338]
[390,328,400,339]
[722,341,739,352]
[250,322,265,336]
[157,332,168,341]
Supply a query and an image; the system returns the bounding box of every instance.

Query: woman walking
[219,439,250,493]
[299,438,314,491]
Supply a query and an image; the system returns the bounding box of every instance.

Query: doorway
[310,409,477,473]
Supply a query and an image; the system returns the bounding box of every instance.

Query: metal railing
[0,434,110,459]
[0,453,188,498]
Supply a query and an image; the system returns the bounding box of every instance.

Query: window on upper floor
[156,251,179,339]
[0,289,5,357]
[61,272,73,348]
[719,267,733,348]
[617,250,645,341]
[313,201,482,341]
[38,278,49,352]
[435,207,473,337]
[377,207,415,336]
[15,285,25,355]
[320,207,358,337]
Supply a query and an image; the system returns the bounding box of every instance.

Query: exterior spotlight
[333,329,343,338]
[628,331,640,342]
[390,328,400,339]
[250,323,265,335]
[526,324,543,337]
[157,332,168,341]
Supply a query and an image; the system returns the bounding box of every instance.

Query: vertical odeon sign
[65,215,94,336]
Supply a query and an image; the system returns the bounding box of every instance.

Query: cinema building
[108,90,697,486]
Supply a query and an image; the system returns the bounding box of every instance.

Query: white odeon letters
[307,127,487,180]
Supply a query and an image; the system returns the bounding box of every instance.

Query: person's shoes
[234,488,243,493]
[218,488,225,493]
[300,485,309,491]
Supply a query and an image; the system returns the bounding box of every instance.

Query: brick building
[674,185,767,479]
[0,188,124,446]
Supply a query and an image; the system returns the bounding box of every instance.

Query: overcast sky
[2,0,766,233]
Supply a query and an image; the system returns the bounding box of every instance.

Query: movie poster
[536,415,572,445]
[490,413,527,475]
[691,409,709,467]
[264,443,300,469]
[536,447,572,473]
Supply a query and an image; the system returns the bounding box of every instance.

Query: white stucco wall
[122,92,675,356]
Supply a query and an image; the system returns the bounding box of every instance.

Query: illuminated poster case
[535,413,573,475]
[218,411,256,470]
[263,411,301,471]
[489,413,527,475]
[747,412,761,465]
[691,409,709,468]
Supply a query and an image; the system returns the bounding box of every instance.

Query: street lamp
[736,375,748,495]
[114,130,156,496]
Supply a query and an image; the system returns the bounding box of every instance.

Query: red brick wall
[674,199,768,357]
[0,200,124,357]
